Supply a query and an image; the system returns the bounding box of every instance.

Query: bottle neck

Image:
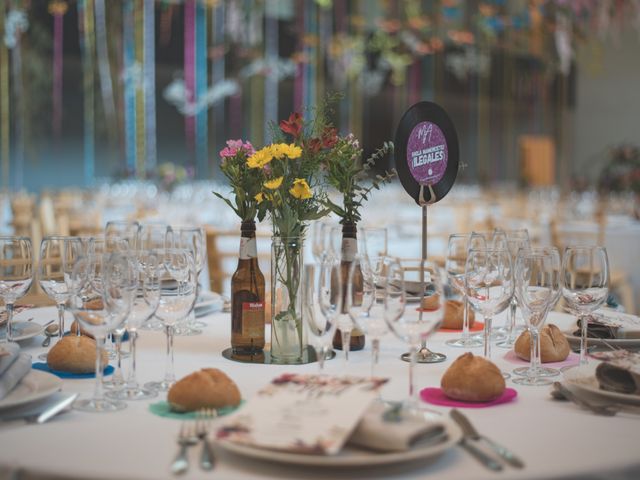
[239,221,257,260]
[341,222,357,262]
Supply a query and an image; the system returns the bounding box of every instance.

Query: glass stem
[56,303,65,343]
[461,296,469,343]
[531,327,541,376]
[507,299,517,344]
[126,329,138,389]
[408,343,418,410]
[317,346,326,372]
[164,325,176,384]
[484,316,493,359]
[113,332,124,385]
[371,337,380,379]
[341,328,351,364]
[580,314,589,366]
[3,303,13,343]
[94,336,106,403]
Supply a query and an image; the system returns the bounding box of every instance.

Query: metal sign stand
[400,204,447,363]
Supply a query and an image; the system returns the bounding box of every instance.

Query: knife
[450,409,525,469]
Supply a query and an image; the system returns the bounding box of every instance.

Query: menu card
[216,373,388,455]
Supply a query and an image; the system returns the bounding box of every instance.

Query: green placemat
[148,401,241,420]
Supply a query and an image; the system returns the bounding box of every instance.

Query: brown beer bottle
[231,221,265,353]
[332,222,366,351]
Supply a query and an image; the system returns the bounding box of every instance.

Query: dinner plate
[194,292,225,317]
[216,419,462,468]
[0,321,45,342]
[563,362,640,406]
[0,370,63,410]
[563,329,640,348]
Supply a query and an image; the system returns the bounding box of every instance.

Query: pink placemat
[420,387,518,408]
[503,350,579,369]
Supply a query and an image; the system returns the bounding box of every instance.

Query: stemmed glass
[444,233,486,348]
[513,246,561,385]
[37,236,82,359]
[497,229,531,348]
[465,247,514,366]
[561,246,609,367]
[68,250,135,412]
[384,258,445,412]
[360,227,388,282]
[105,220,140,250]
[311,220,333,264]
[145,248,197,392]
[347,254,386,378]
[106,249,160,400]
[307,259,341,371]
[0,236,33,343]
[138,223,170,331]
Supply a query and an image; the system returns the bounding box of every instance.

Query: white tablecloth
[0,307,639,480]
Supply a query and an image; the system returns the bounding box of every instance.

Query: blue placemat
[32,362,114,379]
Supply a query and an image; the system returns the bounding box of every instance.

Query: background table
[0,306,639,480]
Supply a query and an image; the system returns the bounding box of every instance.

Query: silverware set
[450,409,524,472]
[171,409,217,475]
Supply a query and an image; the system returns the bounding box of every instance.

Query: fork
[171,421,198,475]
[196,409,217,471]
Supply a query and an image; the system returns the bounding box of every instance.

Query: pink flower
[219,139,255,159]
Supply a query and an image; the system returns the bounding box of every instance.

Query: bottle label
[241,301,264,338]
[239,237,257,260]
[341,238,357,262]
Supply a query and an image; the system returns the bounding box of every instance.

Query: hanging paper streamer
[9,8,28,189]
[264,10,278,142]
[134,0,146,177]
[195,0,207,176]
[94,0,117,144]
[184,0,195,157]
[123,0,136,173]
[211,1,226,163]
[293,1,303,112]
[0,2,9,188]
[78,0,96,186]
[49,1,67,140]
[144,0,157,171]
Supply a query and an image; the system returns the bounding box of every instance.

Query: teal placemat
[148,401,242,420]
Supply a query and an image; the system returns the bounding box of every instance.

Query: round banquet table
[0,306,639,480]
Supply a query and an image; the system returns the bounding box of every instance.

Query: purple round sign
[406,121,449,186]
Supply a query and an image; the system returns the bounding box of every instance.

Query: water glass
[0,236,33,344]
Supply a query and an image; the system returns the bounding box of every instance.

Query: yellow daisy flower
[247,147,273,169]
[284,143,302,159]
[264,176,284,190]
[254,192,264,204]
[289,178,312,199]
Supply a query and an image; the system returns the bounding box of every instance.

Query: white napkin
[0,343,32,400]
[347,402,445,452]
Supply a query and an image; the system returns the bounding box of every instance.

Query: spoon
[42,323,60,348]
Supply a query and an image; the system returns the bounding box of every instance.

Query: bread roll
[47,335,108,373]
[514,324,570,363]
[69,320,95,338]
[441,300,475,329]
[441,353,505,402]
[168,368,241,412]
[420,293,440,310]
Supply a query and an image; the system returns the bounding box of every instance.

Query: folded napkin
[574,317,618,339]
[347,401,444,452]
[0,345,32,400]
[594,351,640,396]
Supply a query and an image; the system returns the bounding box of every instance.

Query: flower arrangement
[213,139,267,222]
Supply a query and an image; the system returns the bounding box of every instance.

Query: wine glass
[0,236,33,344]
[561,246,609,367]
[138,223,169,331]
[497,229,530,348]
[513,246,561,385]
[169,226,206,335]
[106,249,160,400]
[37,236,82,359]
[384,258,445,412]
[444,233,486,348]
[311,220,333,263]
[68,250,136,412]
[105,220,140,251]
[347,254,386,378]
[144,248,197,392]
[465,247,514,366]
[360,227,388,282]
[307,259,341,371]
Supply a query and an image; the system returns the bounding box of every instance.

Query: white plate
[563,362,640,406]
[0,321,45,342]
[563,330,640,348]
[216,419,462,468]
[194,292,225,317]
[0,370,63,410]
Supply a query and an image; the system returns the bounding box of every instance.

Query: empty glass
[465,248,514,363]
[68,250,135,412]
[561,246,609,367]
[145,248,197,392]
[0,236,33,344]
[138,223,169,331]
[384,258,445,412]
[513,247,561,385]
[360,227,388,282]
[37,236,82,359]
